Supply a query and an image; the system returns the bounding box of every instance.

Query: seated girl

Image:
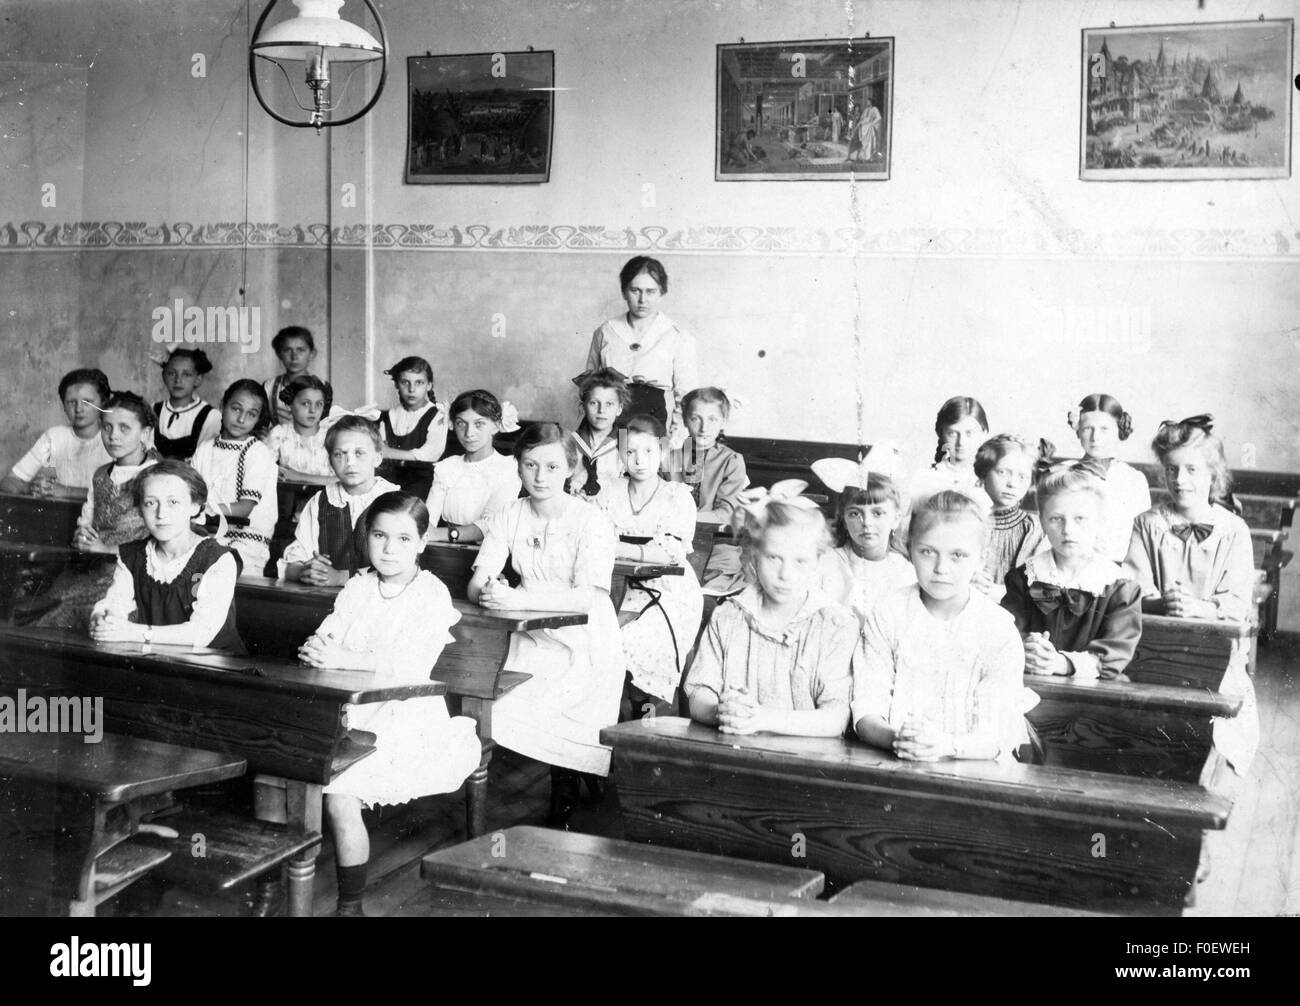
[2,368,112,498]
[854,491,1027,762]
[424,390,521,544]
[569,367,628,498]
[266,374,336,483]
[298,492,481,916]
[1001,468,1142,680]
[20,391,160,630]
[684,480,856,738]
[973,434,1047,600]
[190,379,278,577]
[281,416,398,585]
[1124,414,1258,789]
[811,456,915,624]
[672,387,750,596]
[598,414,704,717]
[467,423,625,827]
[153,348,221,461]
[90,460,245,652]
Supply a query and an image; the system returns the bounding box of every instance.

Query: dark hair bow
[571,367,629,388]
[1028,583,1094,617]
[1160,413,1214,435]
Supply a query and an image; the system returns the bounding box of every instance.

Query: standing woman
[585,256,699,446]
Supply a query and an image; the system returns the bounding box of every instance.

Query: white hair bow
[500,400,520,433]
[735,479,821,519]
[810,441,904,493]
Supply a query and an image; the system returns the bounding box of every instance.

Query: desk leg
[284,780,323,918]
[465,740,495,838]
[461,699,494,838]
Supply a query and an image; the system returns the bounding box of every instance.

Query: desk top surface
[0,624,449,704]
[236,575,587,631]
[1026,674,1241,716]
[422,540,684,580]
[601,718,1230,828]
[0,731,246,802]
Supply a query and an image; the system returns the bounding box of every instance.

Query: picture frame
[1080,19,1293,181]
[715,37,894,181]
[405,50,555,184]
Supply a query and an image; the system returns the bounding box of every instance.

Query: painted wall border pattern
[1,220,1297,260]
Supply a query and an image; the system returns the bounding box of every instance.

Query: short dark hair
[513,422,578,471]
[624,413,667,440]
[325,415,383,453]
[58,368,111,405]
[363,490,431,538]
[386,356,434,385]
[103,391,156,431]
[618,256,668,294]
[160,348,213,376]
[280,373,333,414]
[272,326,315,355]
[220,379,274,439]
[133,459,209,509]
[449,389,503,424]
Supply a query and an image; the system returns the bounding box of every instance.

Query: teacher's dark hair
[619,256,668,294]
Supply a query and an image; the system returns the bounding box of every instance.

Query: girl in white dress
[1,368,112,498]
[854,490,1029,763]
[299,491,481,916]
[598,414,703,716]
[190,380,278,577]
[266,374,335,482]
[1068,393,1152,562]
[468,423,625,827]
[811,458,916,625]
[425,390,521,544]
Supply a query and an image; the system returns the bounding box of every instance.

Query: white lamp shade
[253,0,383,62]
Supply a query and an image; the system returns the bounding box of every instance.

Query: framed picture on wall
[1080,19,1293,181]
[716,37,894,181]
[405,50,555,184]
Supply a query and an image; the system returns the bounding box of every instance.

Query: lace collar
[1023,548,1123,594]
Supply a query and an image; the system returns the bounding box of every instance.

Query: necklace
[628,479,661,516]
[377,574,416,600]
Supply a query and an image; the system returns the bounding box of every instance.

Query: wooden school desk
[0,490,82,546]
[1025,673,1240,782]
[0,731,245,916]
[234,575,587,836]
[0,624,447,917]
[1130,614,1255,690]
[601,718,1230,914]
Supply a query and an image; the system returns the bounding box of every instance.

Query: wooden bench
[135,803,321,911]
[0,624,445,917]
[1026,674,1239,782]
[0,731,245,916]
[602,717,1230,914]
[234,575,585,837]
[407,824,835,917]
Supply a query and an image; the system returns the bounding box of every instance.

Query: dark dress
[1001,559,1142,679]
[152,401,214,460]
[118,537,246,654]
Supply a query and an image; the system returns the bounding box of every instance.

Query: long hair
[933,396,989,464]
[1152,417,1232,506]
[832,473,905,553]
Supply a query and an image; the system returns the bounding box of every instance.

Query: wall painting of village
[716,38,894,181]
[1081,20,1292,181]
[406,52,554,184]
